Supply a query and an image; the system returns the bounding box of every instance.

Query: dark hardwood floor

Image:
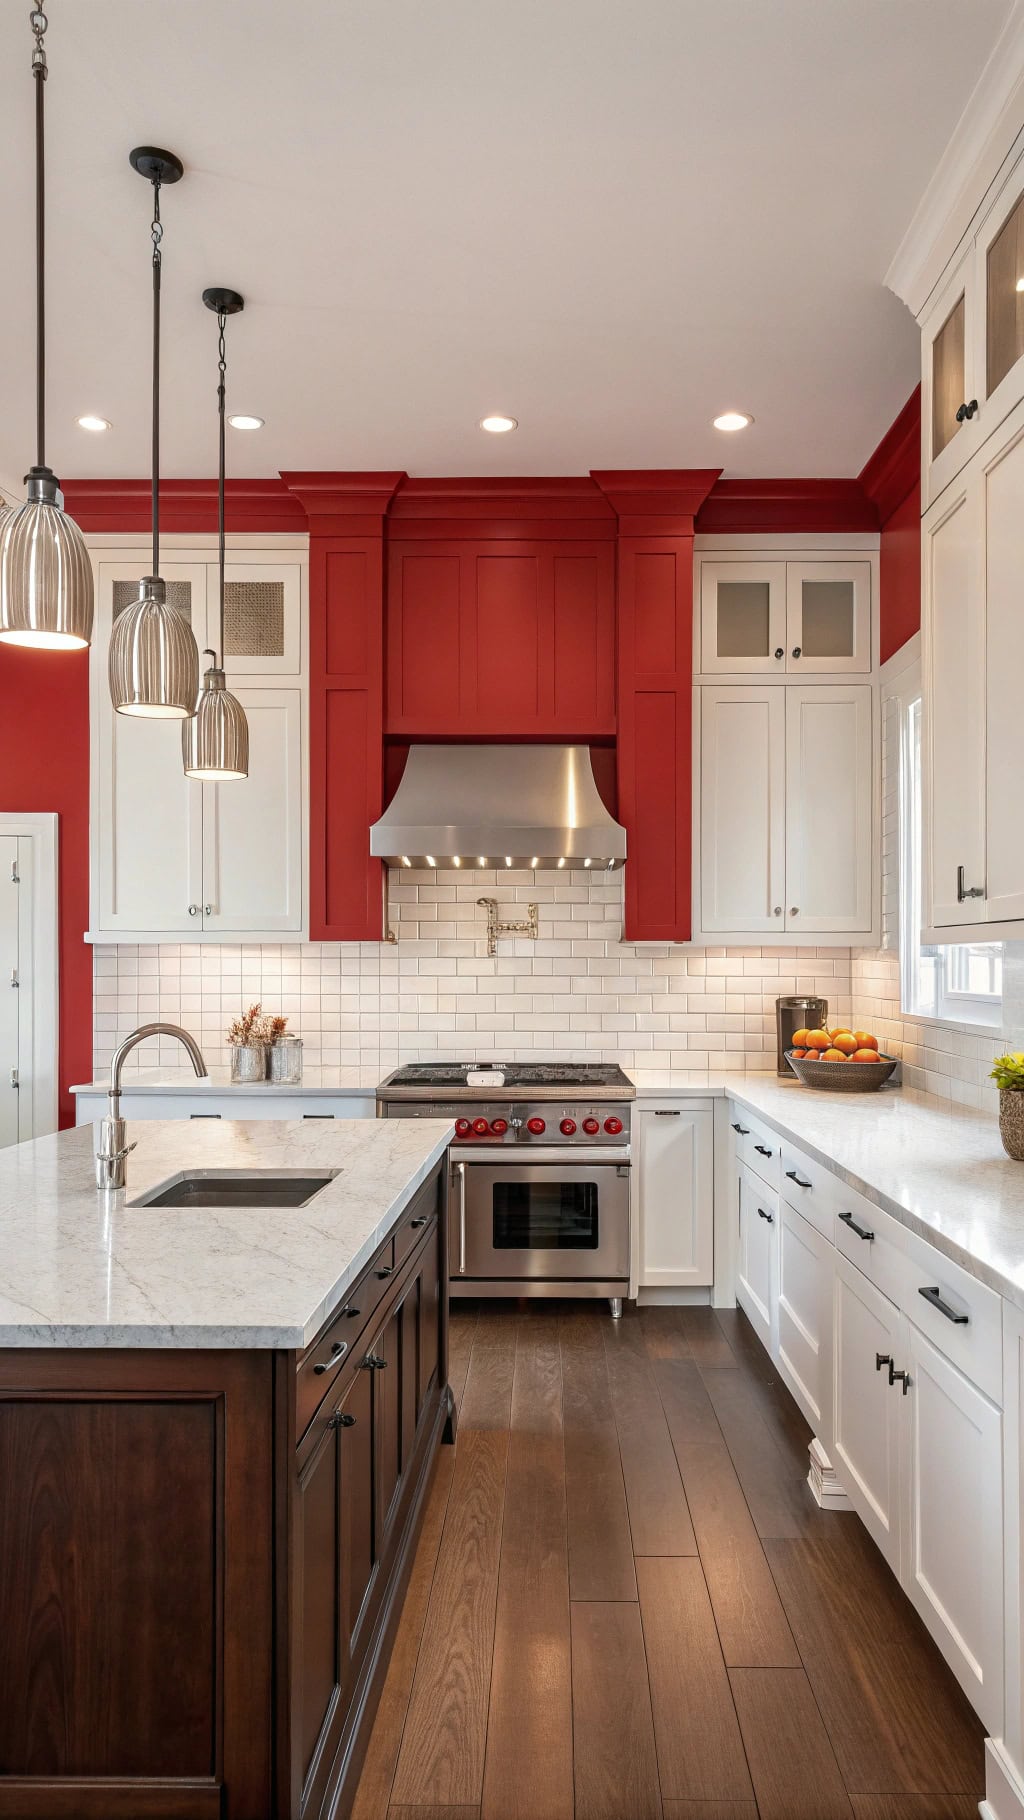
[351,1300,985,1820]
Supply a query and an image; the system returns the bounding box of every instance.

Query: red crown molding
[591,468,721,535]
[60,477,307,535]
[695,477,879,535]
[280,470,405,534]
[387,475,617,540]
[858,385,921,523]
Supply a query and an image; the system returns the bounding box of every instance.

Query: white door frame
[0,812,59,1137]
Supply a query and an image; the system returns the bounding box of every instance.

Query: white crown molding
[886,0,1024,319]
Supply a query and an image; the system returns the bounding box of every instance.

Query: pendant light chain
[217,309,227,664]
[30,6,48,472]
[150,179,163,575]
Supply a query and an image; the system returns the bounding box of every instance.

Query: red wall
[879,480,921,664]
[0,646,91,1125]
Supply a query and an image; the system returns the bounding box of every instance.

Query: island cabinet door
[373,1217,442,1554]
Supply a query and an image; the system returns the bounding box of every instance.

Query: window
[894,672,1002,1029]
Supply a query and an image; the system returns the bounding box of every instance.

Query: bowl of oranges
[787,1027,897,1092]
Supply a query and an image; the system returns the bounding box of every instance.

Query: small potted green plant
[990,1052,1024,1161]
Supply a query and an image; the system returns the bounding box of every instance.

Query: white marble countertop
[70,1067,380,1096]
[0,1117,451,1350]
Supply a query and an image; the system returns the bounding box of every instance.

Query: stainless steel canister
[776,995,828,1076]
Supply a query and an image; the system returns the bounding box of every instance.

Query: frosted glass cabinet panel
[786,563,870,672]
[700,558,871,674]
[700,562,786,673]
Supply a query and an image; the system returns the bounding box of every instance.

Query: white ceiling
[0,0,1013,490]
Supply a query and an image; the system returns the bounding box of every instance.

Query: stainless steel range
[377,1063,634,1315]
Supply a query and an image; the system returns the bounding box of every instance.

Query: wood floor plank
[571,1600,663,1820]
[458,1309,518,1431]
[713,1305,778,1380]
[674,1441,800,1667]
[676,1307,740,1367]
[698,1364,820,1540]
[351,1446,457,1820]
[730,1666,854,1820]
[390,1430,508,1806]
[662,1805,757,1819]
[637,1558,754,1804]
[604,1323,697,1556]
[849,1798,982,1820]
[448,1304,479,1408]
[510,1311,562,1437]
[765,1529,986,1796]
[389,1808,480,1819]
[639,1304,693,1359]
[560,1311,636,1601]
[480,1430,572,1820]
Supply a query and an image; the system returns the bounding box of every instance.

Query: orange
[832,1033,858,1056]
[853,1031,878,1051]
[822,1047,847,1061]
[853,1048,880,1062]
[829,1027,852,1040]
[790,1047,807,1059]
[806,1030,831,1052]
[792,1027,810,1048]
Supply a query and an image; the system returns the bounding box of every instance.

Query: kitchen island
[0,1115,453,1820]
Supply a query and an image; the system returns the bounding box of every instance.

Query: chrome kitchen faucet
[95,1023,208,1191]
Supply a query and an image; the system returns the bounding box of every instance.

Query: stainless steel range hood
[370,744,626,870]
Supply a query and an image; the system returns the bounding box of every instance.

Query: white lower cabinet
[833,1251,903,1571]
[777,1198,834,1449]
[736,1162,778,1351]
[635,1102,714,1288]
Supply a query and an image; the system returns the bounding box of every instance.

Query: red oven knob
[559,1118,577,1136]
[455,1118,471,1138]
[582,1117,600,1134]
[604,1115,623,1135]
[472,1117,490,1135]
[490,1118,508,1136]
[526,1116,546,1134]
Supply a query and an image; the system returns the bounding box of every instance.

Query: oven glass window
[492,1181,599,1249]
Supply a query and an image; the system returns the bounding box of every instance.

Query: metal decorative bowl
[786,1051,898,1093]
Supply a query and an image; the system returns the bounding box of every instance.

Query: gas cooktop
[381,1061,632,1090]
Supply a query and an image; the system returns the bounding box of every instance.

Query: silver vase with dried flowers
[990,1053,1024,1161]
[227,1002,270,1083]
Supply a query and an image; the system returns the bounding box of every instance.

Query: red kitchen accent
[455,1118,471,1137]
[526,1116,547,1134]
[471,1117,490,1135]
[559,1117,577,1135]
[858,386,921,664]
[603,1115,623,1135]
[490,1118,508,1135]
[582,1117,600,1134]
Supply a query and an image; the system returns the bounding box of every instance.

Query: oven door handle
[455,1160,467,1277]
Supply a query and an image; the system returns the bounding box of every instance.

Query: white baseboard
[807,1437,853,1511]
[983,1737,1024,1819]
[635,1287,713,1306]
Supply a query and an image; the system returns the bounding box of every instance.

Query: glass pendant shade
[182,663,249,778]
[108,576,199,717]
[0,469,95,650]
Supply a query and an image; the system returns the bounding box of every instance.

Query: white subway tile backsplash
[92,867,851,1081]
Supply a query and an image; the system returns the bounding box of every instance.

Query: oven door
[451,1157,630,1282]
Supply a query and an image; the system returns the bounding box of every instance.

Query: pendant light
[0,7,94,651]
[108,147,199,717]
[182,290,249,780]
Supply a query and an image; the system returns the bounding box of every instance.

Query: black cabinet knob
[890,1367,911,1395]
[330,1410,356,1429]
[410,1216,428,1228]
[955,398,979,423]
[792,646,801,658]
[774,647,784,660]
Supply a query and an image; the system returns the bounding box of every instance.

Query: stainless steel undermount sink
[129,1168,340,1210]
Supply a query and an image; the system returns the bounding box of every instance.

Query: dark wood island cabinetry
[0,1163,449,1820]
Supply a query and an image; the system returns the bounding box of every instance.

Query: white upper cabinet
[983,415,1024,926]
[699,557,871,675]
[698,682,875,941]
[89,547,307,940]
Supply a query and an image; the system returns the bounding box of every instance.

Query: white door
[699,685,785,933]
[202,688,303,933]
[0,838,19,1147]
[207,560,303,677]
[923,480,987,927]
[92,560,206,934]
[785,562,871,673]
[900,1320,1004,1732]
[736,1162,778,1353]
[699,561,787,675]
[777,1198,834,1448]
[833,1252,902,1571]
[635,1104,714,1288]
[784,684,873,934]
[983,411,1024,925]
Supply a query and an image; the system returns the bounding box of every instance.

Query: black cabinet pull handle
[918,1285,969,1325]
[955,398,979,422]
[786,1170,812,1188]
[839,1210,874,1242]
[654,1109,681,1116]
[890,1367,911,1395]
[754,1144,773,1157]
[875,1353,891,1372]
[330,1410,356,1429]
[361,1353,388,1370]
[410,1216,428,1228]
[731,1122,750,1135]
[313,1340,349,1377]
[376,1266,394,1279]
[190,1112,222,1119]
[757,1206,774,1224]
[956,864,984,902]
[341,1305,360,1319]
[303,1113,336,1120]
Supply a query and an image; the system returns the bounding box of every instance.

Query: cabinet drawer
[833,1182,905,1307]
[393,1174,440,1271]
[729,1106,781,1189]
[779,1139,841,1238]
[899,1224,1003,1405]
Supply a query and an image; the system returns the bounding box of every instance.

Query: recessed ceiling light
[479,414,517,433]
[77,414,110,432]
[713,410,753,432]
[228,413,264,430]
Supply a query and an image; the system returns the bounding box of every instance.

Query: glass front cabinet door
[922,249,981,505]
[976,159,1024,442]
[700,559,870,674]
